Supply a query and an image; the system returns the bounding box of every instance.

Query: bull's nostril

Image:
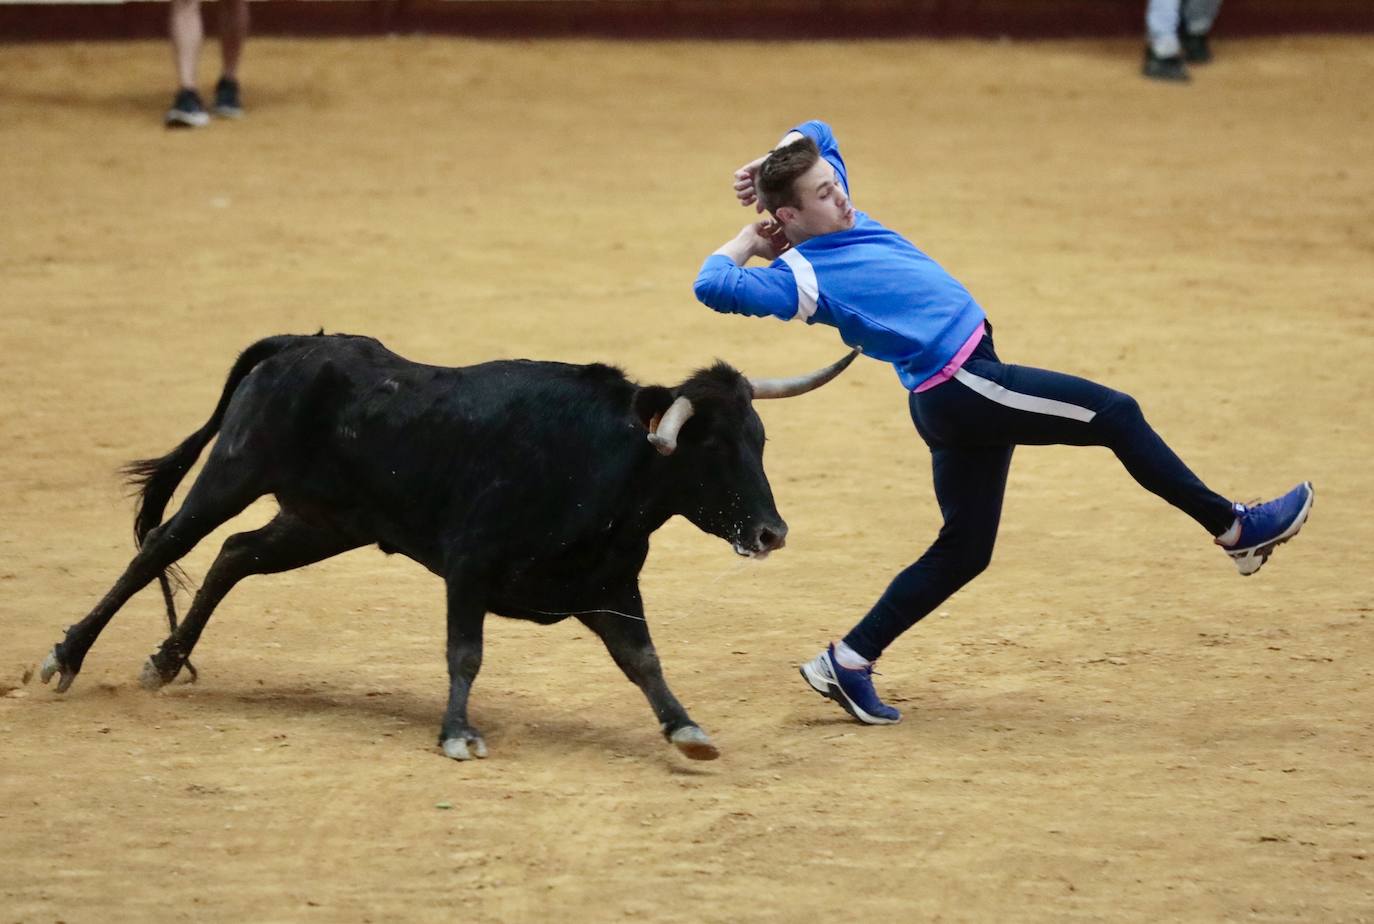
[757,525,788,551]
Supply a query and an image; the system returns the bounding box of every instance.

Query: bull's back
[325,353,641,495]
[237,336,644,560]
[263,334,629,413]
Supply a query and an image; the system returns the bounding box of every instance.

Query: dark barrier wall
[4,0,1374,42]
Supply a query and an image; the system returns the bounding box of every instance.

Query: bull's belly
[488,588,632,625]
[486,557,642,625]
[488,603,578,626]
[273,491,449,574]
[275,488,647,615]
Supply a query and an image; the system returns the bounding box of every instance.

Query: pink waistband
[913,322,986,393]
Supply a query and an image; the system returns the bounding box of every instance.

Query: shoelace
[836,658,881,679]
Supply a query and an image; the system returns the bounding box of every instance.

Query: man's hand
[713,219,791,265]
[732,131,805,212]
[750,219,791,260]
[733,154,769,213]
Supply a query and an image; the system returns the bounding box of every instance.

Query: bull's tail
[120,334,313,655]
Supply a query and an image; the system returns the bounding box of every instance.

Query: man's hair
[757,137,821,213]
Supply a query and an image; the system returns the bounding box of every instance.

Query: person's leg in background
[214,0,250,117]
[166,0,210,127]
[1143,0,1190,82]
[1180,0,1223,63]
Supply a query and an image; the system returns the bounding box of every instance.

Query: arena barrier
[3,0,1374,42]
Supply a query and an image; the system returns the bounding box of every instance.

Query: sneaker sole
[799,661,900,726]
[165,111,210,129]
[213,106,244,119]
[1227,481,1314,576]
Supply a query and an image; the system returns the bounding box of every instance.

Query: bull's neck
[621,448,679,537]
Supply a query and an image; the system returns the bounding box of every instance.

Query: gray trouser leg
[1183,0,1222,36]
[1147,0,1221,56]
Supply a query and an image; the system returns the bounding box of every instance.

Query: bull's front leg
[438,577,488,761]
[578,592,720,761]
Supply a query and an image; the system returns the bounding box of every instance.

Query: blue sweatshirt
[693,120,987,391]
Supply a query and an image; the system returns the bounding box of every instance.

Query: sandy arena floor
[2,35,1372,923]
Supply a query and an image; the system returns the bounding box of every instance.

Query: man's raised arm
[693,220,800,319]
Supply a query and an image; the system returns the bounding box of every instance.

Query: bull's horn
[748,348,860,399]
[647,396,695,456]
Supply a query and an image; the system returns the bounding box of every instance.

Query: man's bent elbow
[693,276,731,313]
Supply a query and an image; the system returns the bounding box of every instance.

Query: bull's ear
[632,385,674,431]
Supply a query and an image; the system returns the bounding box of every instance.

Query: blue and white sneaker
[800,644,901,725]
[1217,481,1314,576]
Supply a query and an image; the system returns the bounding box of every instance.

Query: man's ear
[774,206,797,226]
[633,385,675,432]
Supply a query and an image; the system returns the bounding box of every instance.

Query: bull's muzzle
[734,519,788,559]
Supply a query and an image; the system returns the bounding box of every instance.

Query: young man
[693,120,1312,726]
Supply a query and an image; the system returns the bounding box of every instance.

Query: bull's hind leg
[41,462,262,693]
[141,512,364,689]
[578,596,720,761]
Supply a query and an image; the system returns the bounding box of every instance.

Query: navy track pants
[842,328,1236,661]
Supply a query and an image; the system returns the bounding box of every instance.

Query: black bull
[39,333,856,761]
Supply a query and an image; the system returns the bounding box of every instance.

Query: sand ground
[2,35,1372,923]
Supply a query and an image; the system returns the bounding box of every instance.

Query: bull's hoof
[138,658,169,691]
[670,726,720,761]
[441,735,488,761]
[39,649,76,694]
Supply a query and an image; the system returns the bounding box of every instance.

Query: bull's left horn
[748,348,860,399]
[647,396,695,456]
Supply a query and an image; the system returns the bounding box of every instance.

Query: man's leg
[952,359,1236,534]
[801,440,1013,724]
[947,357,1310,574]
[844,443,1014,660]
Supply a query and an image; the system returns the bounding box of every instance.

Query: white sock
[833,640,872,670]
[1215,515,1242,547]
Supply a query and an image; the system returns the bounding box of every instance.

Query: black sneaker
[165,88,210,128]
[1142,47,1190,82]
[1180,31,1213,64]
[213,76,244,118]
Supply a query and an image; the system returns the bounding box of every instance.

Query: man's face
[777,159,856,241]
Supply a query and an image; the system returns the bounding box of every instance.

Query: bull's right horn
[748,348,860,399]
[647,396,694,456]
